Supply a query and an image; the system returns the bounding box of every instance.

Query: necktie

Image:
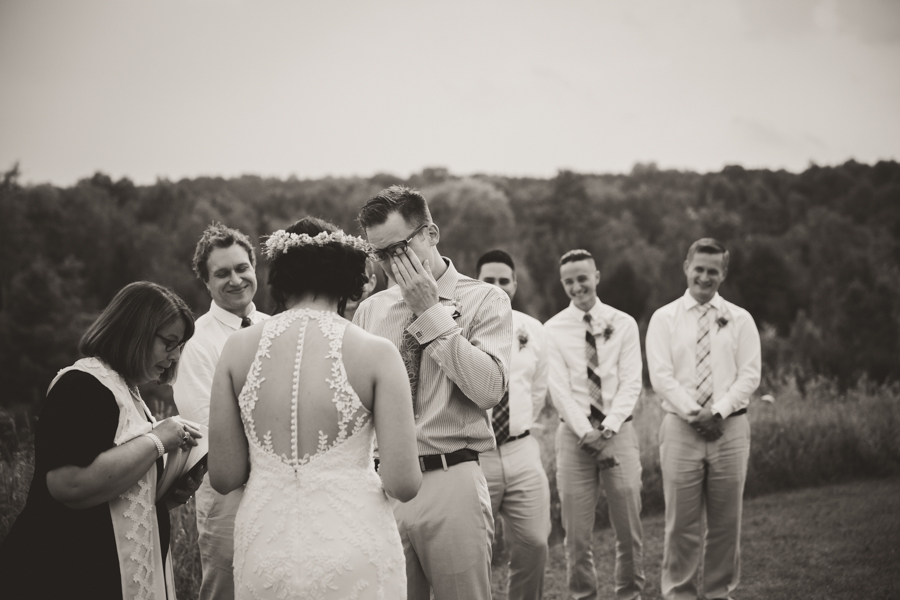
[491,391,511,446]
[399,314,422,412]
[584,313,603,405]
[695,304,713,406]
[241,316,252,328]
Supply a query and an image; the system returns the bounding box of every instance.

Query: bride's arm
[371,337,422,502]
[209,336,251,494]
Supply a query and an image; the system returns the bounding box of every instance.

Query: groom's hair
[358,185,432,231]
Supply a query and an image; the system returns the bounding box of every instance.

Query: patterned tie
[695,304,713,406]
[584,313,603,404]
[241,316,252,328]
[399,315,422,411]
[491,391,511,446]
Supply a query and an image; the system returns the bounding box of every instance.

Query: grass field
[491,476,900,599]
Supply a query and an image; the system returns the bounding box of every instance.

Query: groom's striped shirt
[353,258,513,456]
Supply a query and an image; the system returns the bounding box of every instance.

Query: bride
[209,217,421,599]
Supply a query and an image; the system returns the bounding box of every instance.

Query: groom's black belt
[419,448,480,472]
[373,448,481,473]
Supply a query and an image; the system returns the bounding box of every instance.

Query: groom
[354,185,513,600]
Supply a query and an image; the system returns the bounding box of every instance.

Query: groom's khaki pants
[556,421,645,600]
[391,460,494,600]
[659,412,750,600]
[195,479,243,600]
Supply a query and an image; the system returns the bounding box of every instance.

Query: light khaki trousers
[556,421,645,600]
[481,435,552,600]
[659,412,750,600]
[195,479,242,600]
[390,460,494,600]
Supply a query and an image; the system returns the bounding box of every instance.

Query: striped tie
[695,304,713,406]
[584,313,603,404]
[400,315,422,412]
[491,391,511,446]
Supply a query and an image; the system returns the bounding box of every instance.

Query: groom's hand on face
[391,251,439,316]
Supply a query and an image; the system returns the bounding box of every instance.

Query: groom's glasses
[371,223,428,261]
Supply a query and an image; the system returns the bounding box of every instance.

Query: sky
[1,0,899,186]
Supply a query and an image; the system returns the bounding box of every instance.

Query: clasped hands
[390,250,439,317]
[578,429,618,470]
[687,406,724,441]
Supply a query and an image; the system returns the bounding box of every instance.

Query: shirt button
[415,414,420,420]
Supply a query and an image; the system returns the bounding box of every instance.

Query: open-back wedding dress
[233,308,405,599]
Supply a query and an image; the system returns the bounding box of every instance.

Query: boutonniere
[442,298,462,320]
[716,316,729,330]
[516,326,529,350]
[601,323,614,342]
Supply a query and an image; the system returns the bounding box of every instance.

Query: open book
[156,422,208,502]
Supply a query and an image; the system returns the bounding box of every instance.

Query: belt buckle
[418,456,426,472]
[440,454,449,471]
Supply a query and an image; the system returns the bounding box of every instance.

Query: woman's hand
[164,463,207,510]
[152,417,202,453]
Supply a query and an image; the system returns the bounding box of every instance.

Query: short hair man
[476,249,551,600]
[173,222,269,600]
[646,238,761,600]
[544,249,645,600]
[353,186,513,600]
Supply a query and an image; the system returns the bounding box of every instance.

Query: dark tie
[399,314,422,412]
[241,316,252,328]
[491,391,511,446]
[695,304,713,406]
[584,313,603,405]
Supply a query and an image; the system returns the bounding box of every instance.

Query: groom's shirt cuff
[407,302,459,346]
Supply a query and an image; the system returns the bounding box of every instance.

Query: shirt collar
[680,289,723,312]
[435,257,460,300]
[566,297,609,322]
[209,299,257,330]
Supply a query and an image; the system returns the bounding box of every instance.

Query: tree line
[1,160,898,410]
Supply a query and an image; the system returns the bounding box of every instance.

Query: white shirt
[646,290,761,420]
[488,310,550,438]
[545,300,643,440]
[172,300,268,426]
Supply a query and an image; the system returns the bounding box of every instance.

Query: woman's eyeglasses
[371,223,428,261]
[156,335,185,353]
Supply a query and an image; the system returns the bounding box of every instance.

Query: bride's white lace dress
[233,309,406,599]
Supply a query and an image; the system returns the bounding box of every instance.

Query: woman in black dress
[0,281,204,599]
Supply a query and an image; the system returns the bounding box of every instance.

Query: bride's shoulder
[342,323,402,362]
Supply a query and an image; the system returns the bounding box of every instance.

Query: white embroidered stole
[49,357,175,599]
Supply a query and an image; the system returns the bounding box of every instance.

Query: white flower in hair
[263,229,373,259]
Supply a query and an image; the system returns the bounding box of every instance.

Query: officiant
[0,281,203,600]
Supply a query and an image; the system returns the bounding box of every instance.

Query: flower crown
[263,229,373,259]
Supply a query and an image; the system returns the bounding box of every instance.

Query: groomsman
[545,249,645,600]
[646,238,760,600]
[173,223,269,600]
[476,250,551,600]
[354,186,513,600]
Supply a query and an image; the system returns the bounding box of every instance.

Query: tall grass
[4,380,900,597]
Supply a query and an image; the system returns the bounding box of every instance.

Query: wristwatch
[599,427,615,440]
